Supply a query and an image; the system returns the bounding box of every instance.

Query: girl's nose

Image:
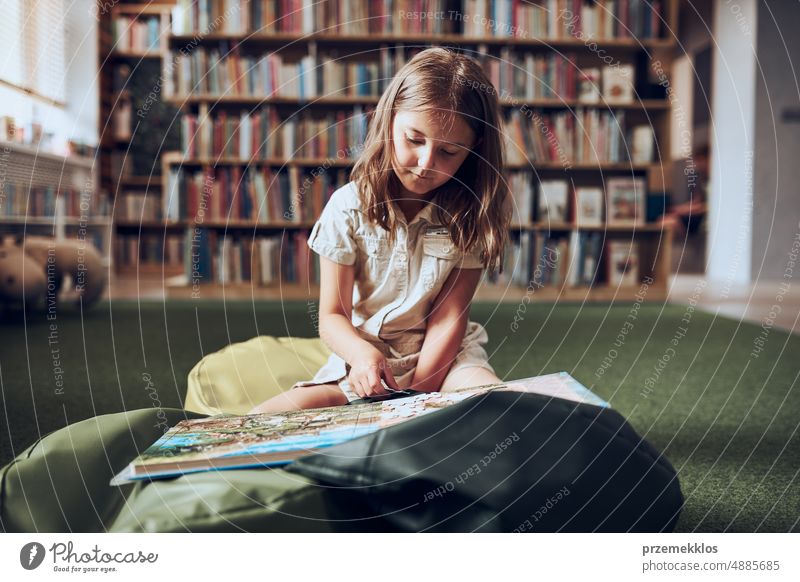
[417,146,435,172]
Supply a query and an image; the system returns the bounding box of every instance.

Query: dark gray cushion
[288,392,684,532]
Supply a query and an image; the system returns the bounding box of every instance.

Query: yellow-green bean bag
[185,336,332,415]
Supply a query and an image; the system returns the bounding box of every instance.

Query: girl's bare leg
[439,367,502,393]
[248,383,349,414]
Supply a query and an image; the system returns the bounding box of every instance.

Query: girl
[250,47,511,414]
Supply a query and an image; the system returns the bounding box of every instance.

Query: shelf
[166,94,670,111]
[186,220,317,230]
[118,176,163,187]
[115,264,186,278]
[162,281,667,302]
[0,217,111,226]
[163,155,654,172]
[115,220,181,230]
[0,141,97,169]
[116,219,316,230]
[168,33,675,50]
[113,218,664,233]
[164,156,355,167]
[106,51,164,60]
[104,2,677,299]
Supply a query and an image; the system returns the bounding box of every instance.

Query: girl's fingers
[382,366,401,391]
[366,370,386,396]
[350,374,367,398]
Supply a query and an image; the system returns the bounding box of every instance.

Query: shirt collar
[409,202,436,226]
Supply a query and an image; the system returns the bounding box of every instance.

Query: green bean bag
[0,408,348,533]
[185,336,332,415]
[2,337,682,533]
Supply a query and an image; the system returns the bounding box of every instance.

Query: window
[0,0,66,104]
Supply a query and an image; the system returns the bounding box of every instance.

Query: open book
[111,372,608,486]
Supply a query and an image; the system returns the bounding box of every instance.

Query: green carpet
[1,299,798,532]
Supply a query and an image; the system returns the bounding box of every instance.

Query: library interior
[0,0,798,535]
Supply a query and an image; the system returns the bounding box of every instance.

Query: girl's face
[391,109,477,199]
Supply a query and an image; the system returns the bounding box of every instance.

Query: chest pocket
[356,234,390,281]
[421,229,461,291]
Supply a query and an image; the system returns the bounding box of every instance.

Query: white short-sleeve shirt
[307,181,484,343]
[296,181,494,397]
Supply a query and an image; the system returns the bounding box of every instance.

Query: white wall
[0,0,98,154]
[65,0,100,147]
[751,0,800,280]
[706,0,758,289]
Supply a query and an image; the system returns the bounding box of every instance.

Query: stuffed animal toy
[0,235,107,309]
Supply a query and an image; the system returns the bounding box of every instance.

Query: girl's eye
[405,135,459,156]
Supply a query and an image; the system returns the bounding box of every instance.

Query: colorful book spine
[165,166,348,224]
[182,229,317,285]
[170,0,663,40]
[179,107,371,160]
[504,107,630,165]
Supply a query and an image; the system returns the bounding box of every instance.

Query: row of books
[483,50,579,101]
[164,166,350,223]
[170,0,312,35]
[176,105,650,165]
[486,230,642,288]
[112,15,162,53]
[565,233,641,287]
[169,47,314,98]
[169,0,663,40]
[180,107,370,160]
[116,192,162,222]
[167,44,638,104]
[115,233,185,268]
[151,169,646,226]
[537,177,647,225]
[167,45,409,99]
[482,57,637,105]
[506,173,650,226]
[186,229,317,285]
[465,0,662,40]
[112,99,133,141]
[1,184,110,219]
[503,109,655,165]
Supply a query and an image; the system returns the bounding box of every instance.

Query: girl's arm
[317,256,399,396]
[410,267,484,393]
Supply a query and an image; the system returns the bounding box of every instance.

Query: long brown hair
[350,47,511,274]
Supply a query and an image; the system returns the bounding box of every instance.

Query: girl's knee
[248,383,347,414]
[440,367,501,393]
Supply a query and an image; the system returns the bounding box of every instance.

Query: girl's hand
[347,344,401,398]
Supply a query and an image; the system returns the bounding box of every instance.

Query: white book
[575,187,604,226]
[165,168,180,222]
[538,180,569,223]
[606,177,646,225]
[607,241,640,286]
[239,112,251,159]
[565,230,582,287]
[602,64,635,103]
[171,5,185,34]
[631,125,655,163]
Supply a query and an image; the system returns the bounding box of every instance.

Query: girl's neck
[395,198,428,224]
[393,186,434,224]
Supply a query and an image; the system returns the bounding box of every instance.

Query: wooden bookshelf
[102,0,678,301]
[99,1,181,276]
[0,140,111,265]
